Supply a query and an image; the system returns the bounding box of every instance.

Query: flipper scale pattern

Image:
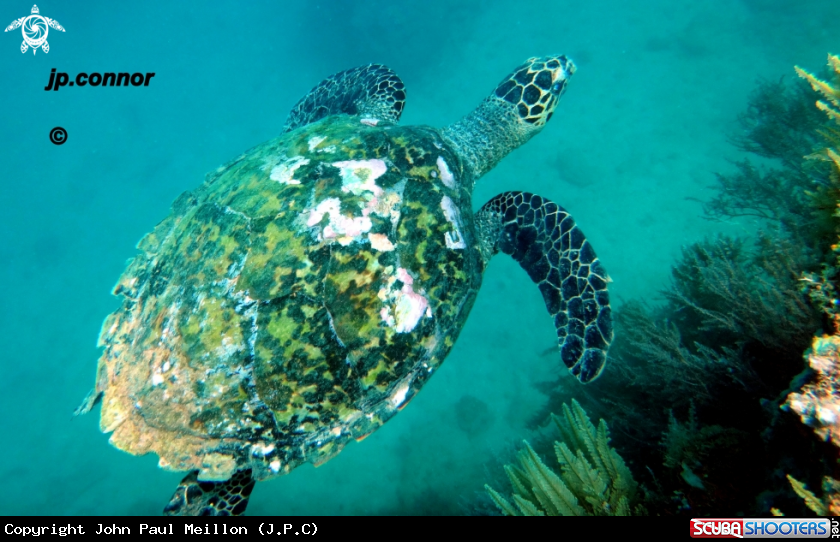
[478,191,612,382]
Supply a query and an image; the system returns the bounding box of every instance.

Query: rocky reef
[786,335,840,448]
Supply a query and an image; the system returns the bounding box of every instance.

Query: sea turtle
[4,5,64,55]
[77,55,612,515]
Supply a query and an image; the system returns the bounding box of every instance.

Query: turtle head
[441,54,576,184]
[493,55,575,128]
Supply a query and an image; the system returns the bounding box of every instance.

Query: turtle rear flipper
[164,469,256,516]
[476,191,612,383]
[283,64,406,132]
[72,388,102,418]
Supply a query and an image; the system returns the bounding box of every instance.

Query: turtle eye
[551,81,565,95]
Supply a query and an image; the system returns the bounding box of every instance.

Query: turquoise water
[0,0,837,515]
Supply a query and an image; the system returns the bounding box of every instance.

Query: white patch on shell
[360,118,379,126]
[436,156,456,189]
[307,197,373,246]
[380,306,395,327]
[307,136,327,151]
[269,459,281,472]
[303,174,404,248]
[251,442,276,456]
[396,267,413,285]
[362,180,404,231]
[389,382,410,408]
[332,159,386,196]
[368,232,395,252]
[394,292,427,333]
[270,156,310,185]
[377,267,431,333]
[440,196,466,249]
[213,335,242,361]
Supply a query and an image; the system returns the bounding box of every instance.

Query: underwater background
[1,0,839,515]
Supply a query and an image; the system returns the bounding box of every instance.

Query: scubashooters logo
[5,5,64,54]
[691,518,833,538]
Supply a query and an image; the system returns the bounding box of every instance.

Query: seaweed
[607,231,817,408]
[667,234,818,368]
[662,403,747,474]
[611,300,745,405]
[732,76,827,168]
[702,74,836,256]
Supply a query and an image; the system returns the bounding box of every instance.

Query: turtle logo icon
[5,5,64,55]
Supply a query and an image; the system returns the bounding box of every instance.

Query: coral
[529,233,817,516]
[796,55,840,126]
[784,335,840,446]
[661,404,744,474]
[666,234,817,358]
[522,54,840,519]
[658,402,755,514]
[800,244,840,332]
[703,61,839,256]
[797,56,840,255]
[734,76,829,168]
[485,400,640,516]
[611,300,744,403]
[788,52,840,446]
[701,75,827,241]
[797,55,840,329]
[785,474,840,516]
[782,56,840,518]
[704,160,811,227]
[605,233,815,409]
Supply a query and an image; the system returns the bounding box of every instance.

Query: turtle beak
[551,79,568,97]
[550,57,575,97]
[560,56,577,77]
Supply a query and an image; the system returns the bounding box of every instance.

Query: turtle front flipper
[4,17,25,31]
[476,192,612,383]
[283,64,406,132]
[163,469,255,516]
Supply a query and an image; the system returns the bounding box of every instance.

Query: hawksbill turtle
[77,55,612,515]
